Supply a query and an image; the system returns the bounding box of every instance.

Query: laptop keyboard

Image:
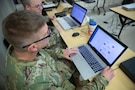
[78,46,103,73]
[57,18,71,29]
[63,17,78,27]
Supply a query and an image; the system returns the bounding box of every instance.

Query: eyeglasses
[30,4,43,9]
[22,30,51,48]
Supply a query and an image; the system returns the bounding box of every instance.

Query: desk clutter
[55,11,66,17]
[42,0,60,10]
[42,3,57,9]
[119,57,135,83]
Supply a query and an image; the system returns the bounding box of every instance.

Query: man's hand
[101,66,114,82]
[49,15,56,20]
[63,48,78,61]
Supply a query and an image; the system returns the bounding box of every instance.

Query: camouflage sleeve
[44,47,64,59]
[47,80,75,90]
[44,26,67,60]
[5,67,26,90]
[44,15,50,23]
[76,74,109,90]
[46,26,66,49]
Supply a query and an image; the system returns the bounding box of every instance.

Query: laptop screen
[88,25,127,65]
[71,3,87,24]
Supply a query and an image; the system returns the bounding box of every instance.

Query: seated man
[22,0,55,25]
[20,0,74,64]
[3,0,55,48]
[3,10,114,90]
[21,0,60,48]
[3,0,75,76]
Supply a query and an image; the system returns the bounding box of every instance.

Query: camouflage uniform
[43,25,71,68]
[46,26,66,50]
[43,12,67,60]
[6,46,109,90]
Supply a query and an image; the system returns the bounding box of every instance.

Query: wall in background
[0,0,15,89]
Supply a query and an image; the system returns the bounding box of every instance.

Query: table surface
[47,3,135,90]
[110,6,135,21]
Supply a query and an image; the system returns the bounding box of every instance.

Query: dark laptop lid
[87,25,128,66]
[120,57,135,83]
[70,3,87,25]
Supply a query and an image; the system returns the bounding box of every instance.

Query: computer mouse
[72,32,79,37]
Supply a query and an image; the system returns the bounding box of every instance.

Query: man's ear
[27,44,38,52]
[25,5,31,10]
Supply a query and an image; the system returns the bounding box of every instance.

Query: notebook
[70,25,127,80]
[119,57,135,83]
[56,3,87,30]
[122,3,135,10]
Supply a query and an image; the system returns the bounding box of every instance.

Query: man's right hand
[101,66,114,82]
[63,48,78,61]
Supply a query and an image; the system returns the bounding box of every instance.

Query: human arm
[44,47,78,60]
[49,15,56,20]
[44,47,64,59]
[42,9,55,22]
[76,66,114,90]
[62,48,78,60]
[44,14,55,23]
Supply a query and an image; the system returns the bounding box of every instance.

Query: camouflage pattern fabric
[44,15,67,59]
[44,16,50,23]
[6,46,75,90]
[44,14,66,49]
[45,26,67,59]
[6,46,109,90]
[45,26,66,49]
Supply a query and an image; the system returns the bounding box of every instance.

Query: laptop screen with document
[71,3,87,25]
[88,26,128,66]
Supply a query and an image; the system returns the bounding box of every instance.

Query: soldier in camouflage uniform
[20,0,69,58]
[20,0,64,47]
[20,0,73,70]
[3,10,114,90]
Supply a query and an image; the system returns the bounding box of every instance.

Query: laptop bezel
[87,25,128,66]
[70,3,87,25]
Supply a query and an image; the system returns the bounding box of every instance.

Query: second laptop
[56,3,87,30]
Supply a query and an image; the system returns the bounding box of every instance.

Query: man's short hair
[2,10,46,51]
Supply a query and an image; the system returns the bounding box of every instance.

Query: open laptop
[122,3,135,10]
[70,25,127,80]
[56,3,87,30]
